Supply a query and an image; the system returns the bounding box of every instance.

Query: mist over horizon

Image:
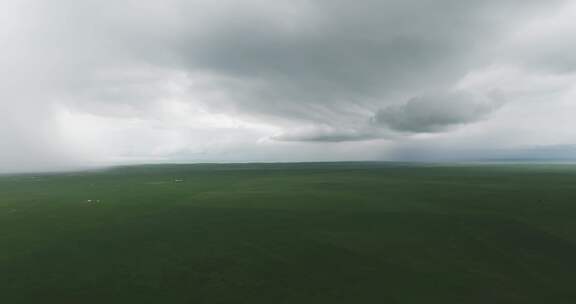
[2,0,576,173]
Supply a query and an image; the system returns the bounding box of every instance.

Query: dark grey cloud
[273,127,386,143]
[169,0,551,125]
[373,91,505,133]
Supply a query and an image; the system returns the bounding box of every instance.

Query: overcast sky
[2,0,576,172]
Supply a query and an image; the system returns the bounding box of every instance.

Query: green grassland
[2,162,576,303]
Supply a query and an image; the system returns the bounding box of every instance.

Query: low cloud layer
[374,91,505,133]
[1,0,576,172]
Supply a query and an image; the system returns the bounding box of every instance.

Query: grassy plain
[1,162,576,303]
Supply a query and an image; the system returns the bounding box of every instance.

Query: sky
[2,0,576,172]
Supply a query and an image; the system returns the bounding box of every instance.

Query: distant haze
[2,0,576,172]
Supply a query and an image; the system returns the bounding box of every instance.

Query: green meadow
[1,163,576,303]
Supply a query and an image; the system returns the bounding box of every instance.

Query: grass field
[2,162,576,303]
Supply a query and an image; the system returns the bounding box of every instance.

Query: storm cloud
[1,0,576,172]
[374,91,505,133]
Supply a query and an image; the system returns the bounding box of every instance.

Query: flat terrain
[2,162,576,303]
